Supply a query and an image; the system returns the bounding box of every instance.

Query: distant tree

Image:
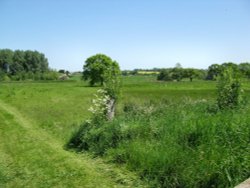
[171,63,183,81]
[157,69,173,81]
[131,70,138,75]
[238,62,250,78]
[122,70,130,76]
[206,64,221,80]
[58,69,65,74]
[83,54,120,86]
[172,67,183,81]
[66,70,70,76]
[207,62,241,81]
[198,69,208,80]
[183,68,197,82]
[221,62,238,73]
[158,67,206,82]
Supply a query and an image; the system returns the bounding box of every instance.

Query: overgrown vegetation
[68,99,250,187]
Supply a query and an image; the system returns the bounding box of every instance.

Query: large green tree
[83,54,120,86]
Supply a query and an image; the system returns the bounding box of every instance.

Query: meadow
[0,75,249,187]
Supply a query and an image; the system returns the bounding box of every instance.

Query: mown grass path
[0,100,143,188]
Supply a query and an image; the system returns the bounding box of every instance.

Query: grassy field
[0,101,141,187]
[0,75,249,187]
[0,78,146,188]
[0,76,219,142]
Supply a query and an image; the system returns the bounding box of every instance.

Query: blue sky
[0,0,250,71]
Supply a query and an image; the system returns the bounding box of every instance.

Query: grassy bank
[69,99,250,187]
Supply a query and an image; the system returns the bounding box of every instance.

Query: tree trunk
[107,98,115,121]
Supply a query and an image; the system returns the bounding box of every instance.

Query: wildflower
[88,88,111,120]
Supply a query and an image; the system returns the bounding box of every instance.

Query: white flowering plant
[88,89,111,122]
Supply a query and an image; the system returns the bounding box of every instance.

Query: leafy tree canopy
[0,49,49,75]
[83,54,120,86]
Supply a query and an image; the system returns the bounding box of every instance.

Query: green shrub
[217,67,244,109]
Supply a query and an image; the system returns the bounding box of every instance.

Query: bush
[217,67,244,109]
[157,69,173,81]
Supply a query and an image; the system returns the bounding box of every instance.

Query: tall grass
[68,99,250,187]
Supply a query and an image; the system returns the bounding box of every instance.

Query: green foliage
[157,69,173,81]
[0,49,52,81]
[9,71,59,81]
[0,49,13,73]
[206,62,250,80]
[157,68,205,82]
[103,66,121,100]
[83,54,121,86]
[238,62,250,78]
[68,99,250,187]
[58,69,66,74]
[183,68,203,81]
[171,67,183,81]
[217,67,244,110]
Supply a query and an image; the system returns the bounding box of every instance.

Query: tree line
[0,49,58,81]
[120,62,250,82]
[157,62,250,82]
[206,62,250,80]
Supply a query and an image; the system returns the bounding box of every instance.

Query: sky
[0,0,250,71]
